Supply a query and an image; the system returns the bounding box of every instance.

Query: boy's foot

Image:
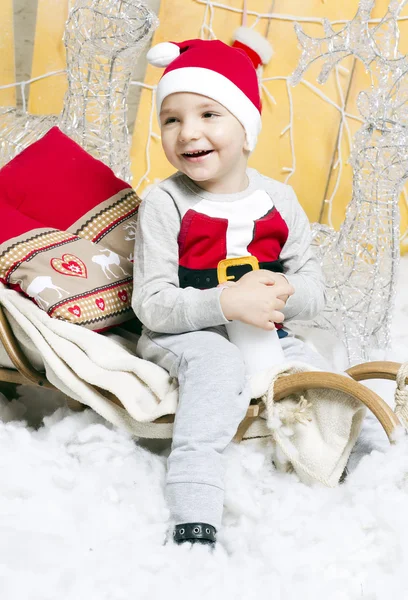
[173,523,217,547]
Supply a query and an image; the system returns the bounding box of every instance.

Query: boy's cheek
[162,141,178,165]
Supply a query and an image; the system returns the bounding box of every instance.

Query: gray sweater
[132,168,326,335]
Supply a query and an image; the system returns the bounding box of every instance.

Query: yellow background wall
[1,0,407,251]
[0,0,16,107]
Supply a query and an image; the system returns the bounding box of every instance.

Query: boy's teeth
[184,150,212,156]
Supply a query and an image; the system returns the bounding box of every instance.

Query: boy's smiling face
[159,92,250,194]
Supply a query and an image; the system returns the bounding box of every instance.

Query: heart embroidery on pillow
[118,290,128,303]
[68,305,81,317]
[51,254,88,278]
[95,298,105,311]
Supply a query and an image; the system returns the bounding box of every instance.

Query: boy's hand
[219,269,295,330]
[264,272,293,303]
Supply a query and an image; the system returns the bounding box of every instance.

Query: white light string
[195,0,408,26]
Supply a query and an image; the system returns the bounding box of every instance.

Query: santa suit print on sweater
[132,168,326,336]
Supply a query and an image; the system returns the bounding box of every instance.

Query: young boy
[132,38,330,548]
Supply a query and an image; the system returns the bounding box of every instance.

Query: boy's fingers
[273,298,286,311]
[257,320,276,331]
[258,277,293,295]
[274,282,295,296]
[258,269,277,278]
[271,311,285,323]
[258,277,276,286]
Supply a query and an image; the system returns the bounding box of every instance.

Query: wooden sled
[0,304,405,443]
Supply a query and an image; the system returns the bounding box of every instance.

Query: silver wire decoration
[0,108,58,166]
[60,0,158,181]
[291,0,406,365]
[0,0,158,181]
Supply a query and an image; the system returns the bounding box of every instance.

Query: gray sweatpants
[137,326,332,529]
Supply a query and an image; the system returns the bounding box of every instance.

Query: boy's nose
[178,121,200,142]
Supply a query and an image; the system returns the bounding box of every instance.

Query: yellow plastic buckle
[217,256,259,284]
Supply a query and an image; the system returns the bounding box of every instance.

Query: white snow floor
[1,259,408,600]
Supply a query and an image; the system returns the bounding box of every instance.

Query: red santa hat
[146,30,273,152]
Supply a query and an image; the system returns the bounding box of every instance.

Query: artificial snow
[1,258,408,600]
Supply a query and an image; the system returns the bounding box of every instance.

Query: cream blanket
[0,285,365,487]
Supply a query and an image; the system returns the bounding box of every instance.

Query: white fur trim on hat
[233,26,273,65]
[156,67,261,151]
[146,42,180,68]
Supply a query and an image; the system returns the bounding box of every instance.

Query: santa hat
[146,30,273,152]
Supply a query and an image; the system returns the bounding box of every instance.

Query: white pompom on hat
[232,26,273,66]
[146,42,181,68]
[147,32,272,152]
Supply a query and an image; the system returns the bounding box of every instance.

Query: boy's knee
[182,338,246,379]
[218,343,245,374]
[186,333,240,358]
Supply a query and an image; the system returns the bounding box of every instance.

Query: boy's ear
[243,138,251,153]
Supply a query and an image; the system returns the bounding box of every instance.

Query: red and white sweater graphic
[178,190,289,270]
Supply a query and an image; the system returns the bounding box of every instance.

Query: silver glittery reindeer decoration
[291,0,407,364]
[0,0,157,181]
[60,0,157,181]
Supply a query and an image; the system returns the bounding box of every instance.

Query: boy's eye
[202,112,218,119]
[164,117,178,125]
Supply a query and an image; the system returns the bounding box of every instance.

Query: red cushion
[0,126,132,230]
[0,128,140,332]
[0,194,45,245]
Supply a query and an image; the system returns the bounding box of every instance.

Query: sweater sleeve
[279,186,326,322]
[131,188,229,334]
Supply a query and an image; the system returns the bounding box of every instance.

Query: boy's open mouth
[182,150,214,161]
